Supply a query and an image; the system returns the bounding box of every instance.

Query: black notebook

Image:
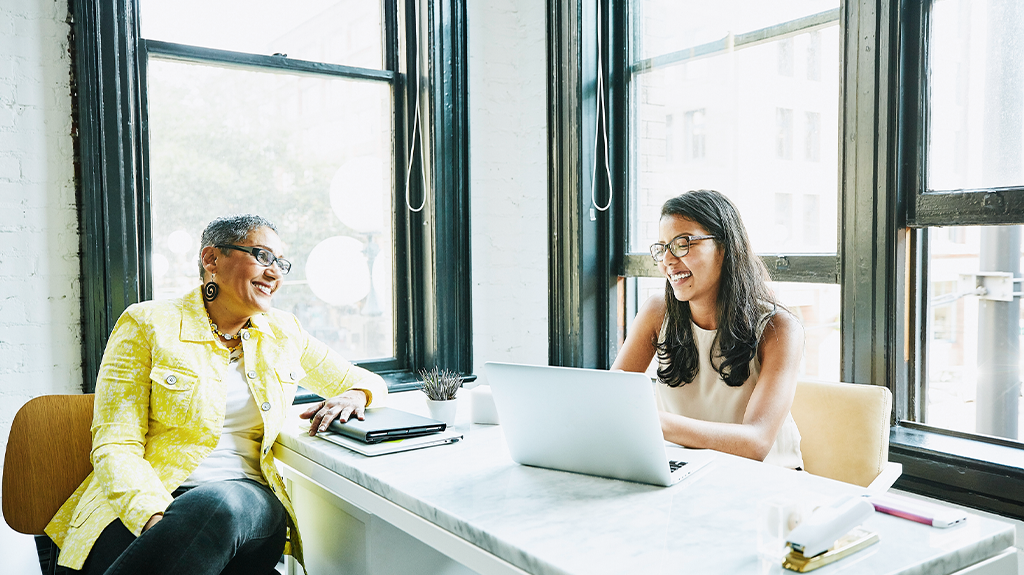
[328,407,446,444]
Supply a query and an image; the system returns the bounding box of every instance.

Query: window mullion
[144,39,396,83]
[72,0,147,393]
[839,0,903,390]
[912,187,1024,227]
[415,0,472,375]
[623,253,840,284]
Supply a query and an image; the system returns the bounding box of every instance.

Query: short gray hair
[198,214,278,280]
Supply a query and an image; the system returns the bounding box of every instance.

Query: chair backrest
[3,394,94,535]
[789,381,891,488]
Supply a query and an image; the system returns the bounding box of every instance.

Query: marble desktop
[275,392,1015,575]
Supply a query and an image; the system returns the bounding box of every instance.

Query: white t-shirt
[182,349,266,486]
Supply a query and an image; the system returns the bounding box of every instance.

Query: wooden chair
[3,394,94,574]
[789,381,902,491]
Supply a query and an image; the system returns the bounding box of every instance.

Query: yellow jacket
[45,287,388,570]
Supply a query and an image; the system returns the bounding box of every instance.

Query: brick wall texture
[0,0,82,478]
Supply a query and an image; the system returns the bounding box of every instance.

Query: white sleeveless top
[656,318,803,469]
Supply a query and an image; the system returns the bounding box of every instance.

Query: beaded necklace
[209,320,250,341]
[203,306,250,363]
[203,304,250,341]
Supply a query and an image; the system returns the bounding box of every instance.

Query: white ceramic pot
[425,397,458,426]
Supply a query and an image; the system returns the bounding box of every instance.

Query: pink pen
[870,500,932,526]
[868,494,967,528]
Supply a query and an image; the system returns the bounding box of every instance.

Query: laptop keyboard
[669,460,688,473]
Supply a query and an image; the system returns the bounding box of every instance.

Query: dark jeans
[75,478,286,575]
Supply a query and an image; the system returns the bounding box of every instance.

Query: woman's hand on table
[300,390,369,436]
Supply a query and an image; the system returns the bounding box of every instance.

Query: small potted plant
[419,367,462,425]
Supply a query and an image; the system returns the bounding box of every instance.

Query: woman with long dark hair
[612,190,804,467]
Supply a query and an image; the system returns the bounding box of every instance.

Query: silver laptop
[484,362,715,486]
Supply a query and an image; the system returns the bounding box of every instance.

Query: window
[890,0,1024,515]
[71,0,471,391]
[803,194,820,246]
[776,108,794,160]
[684,109,706,160]
[904,0,1024,441]
[142,2,398,363]
[621,1,841,382]
[597,0,1024,517]
[778,37,794,77]
[804,111,821,162]
[806,30,821,81]
[774,192,793,243]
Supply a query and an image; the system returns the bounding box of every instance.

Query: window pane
[629,9,839,254]
[139,0,383,69]
[631,1,840,62]
[925,225,1023,442]
[147,58,395,362]
[630,278,839,382]
[927,0,1024,191]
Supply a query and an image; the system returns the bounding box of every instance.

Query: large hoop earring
[203,275,219,302]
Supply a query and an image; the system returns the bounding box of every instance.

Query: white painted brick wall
[468,0,548,377]
[0,1,79,569]
[0,0,82,469]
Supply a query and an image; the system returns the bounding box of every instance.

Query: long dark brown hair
[655,190,779,387]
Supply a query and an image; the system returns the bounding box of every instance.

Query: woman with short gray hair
[47,214,387,574]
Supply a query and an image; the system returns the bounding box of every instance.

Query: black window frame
[549,0,841,370]
[556,0,1024,519]
[890,0,1024,518]
[615,5,842,297]
[70,0,471,393]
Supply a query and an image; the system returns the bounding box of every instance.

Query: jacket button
[165,374,177,385]
[261,402,271,411]
[241,331,251,340]
[247,370,257,379]
[289,372,298,381]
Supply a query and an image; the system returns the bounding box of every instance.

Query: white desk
[274,392,1016,575]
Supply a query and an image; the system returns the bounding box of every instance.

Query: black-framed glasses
[217,244,292,275]
[649,234,716,263]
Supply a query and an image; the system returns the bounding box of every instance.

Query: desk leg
[285,468,480,575]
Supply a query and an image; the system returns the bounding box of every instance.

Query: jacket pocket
[274,364,305,386]
[149,365,197,427]
[274,364,305,406]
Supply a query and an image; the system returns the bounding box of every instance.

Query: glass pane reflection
[927,0,1024,191]
[925,225,1023,441]
[628,24,840,254]
[147,58,395,361]
[140,0,384,69]
[631,0,840,62]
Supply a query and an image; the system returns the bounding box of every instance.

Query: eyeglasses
[216,244,292,275]
[649,234,716,262]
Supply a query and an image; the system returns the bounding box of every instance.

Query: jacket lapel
[180,287,217,343]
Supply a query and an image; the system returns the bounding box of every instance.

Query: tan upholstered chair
[3,394,94,573]
[789,381,901,491]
